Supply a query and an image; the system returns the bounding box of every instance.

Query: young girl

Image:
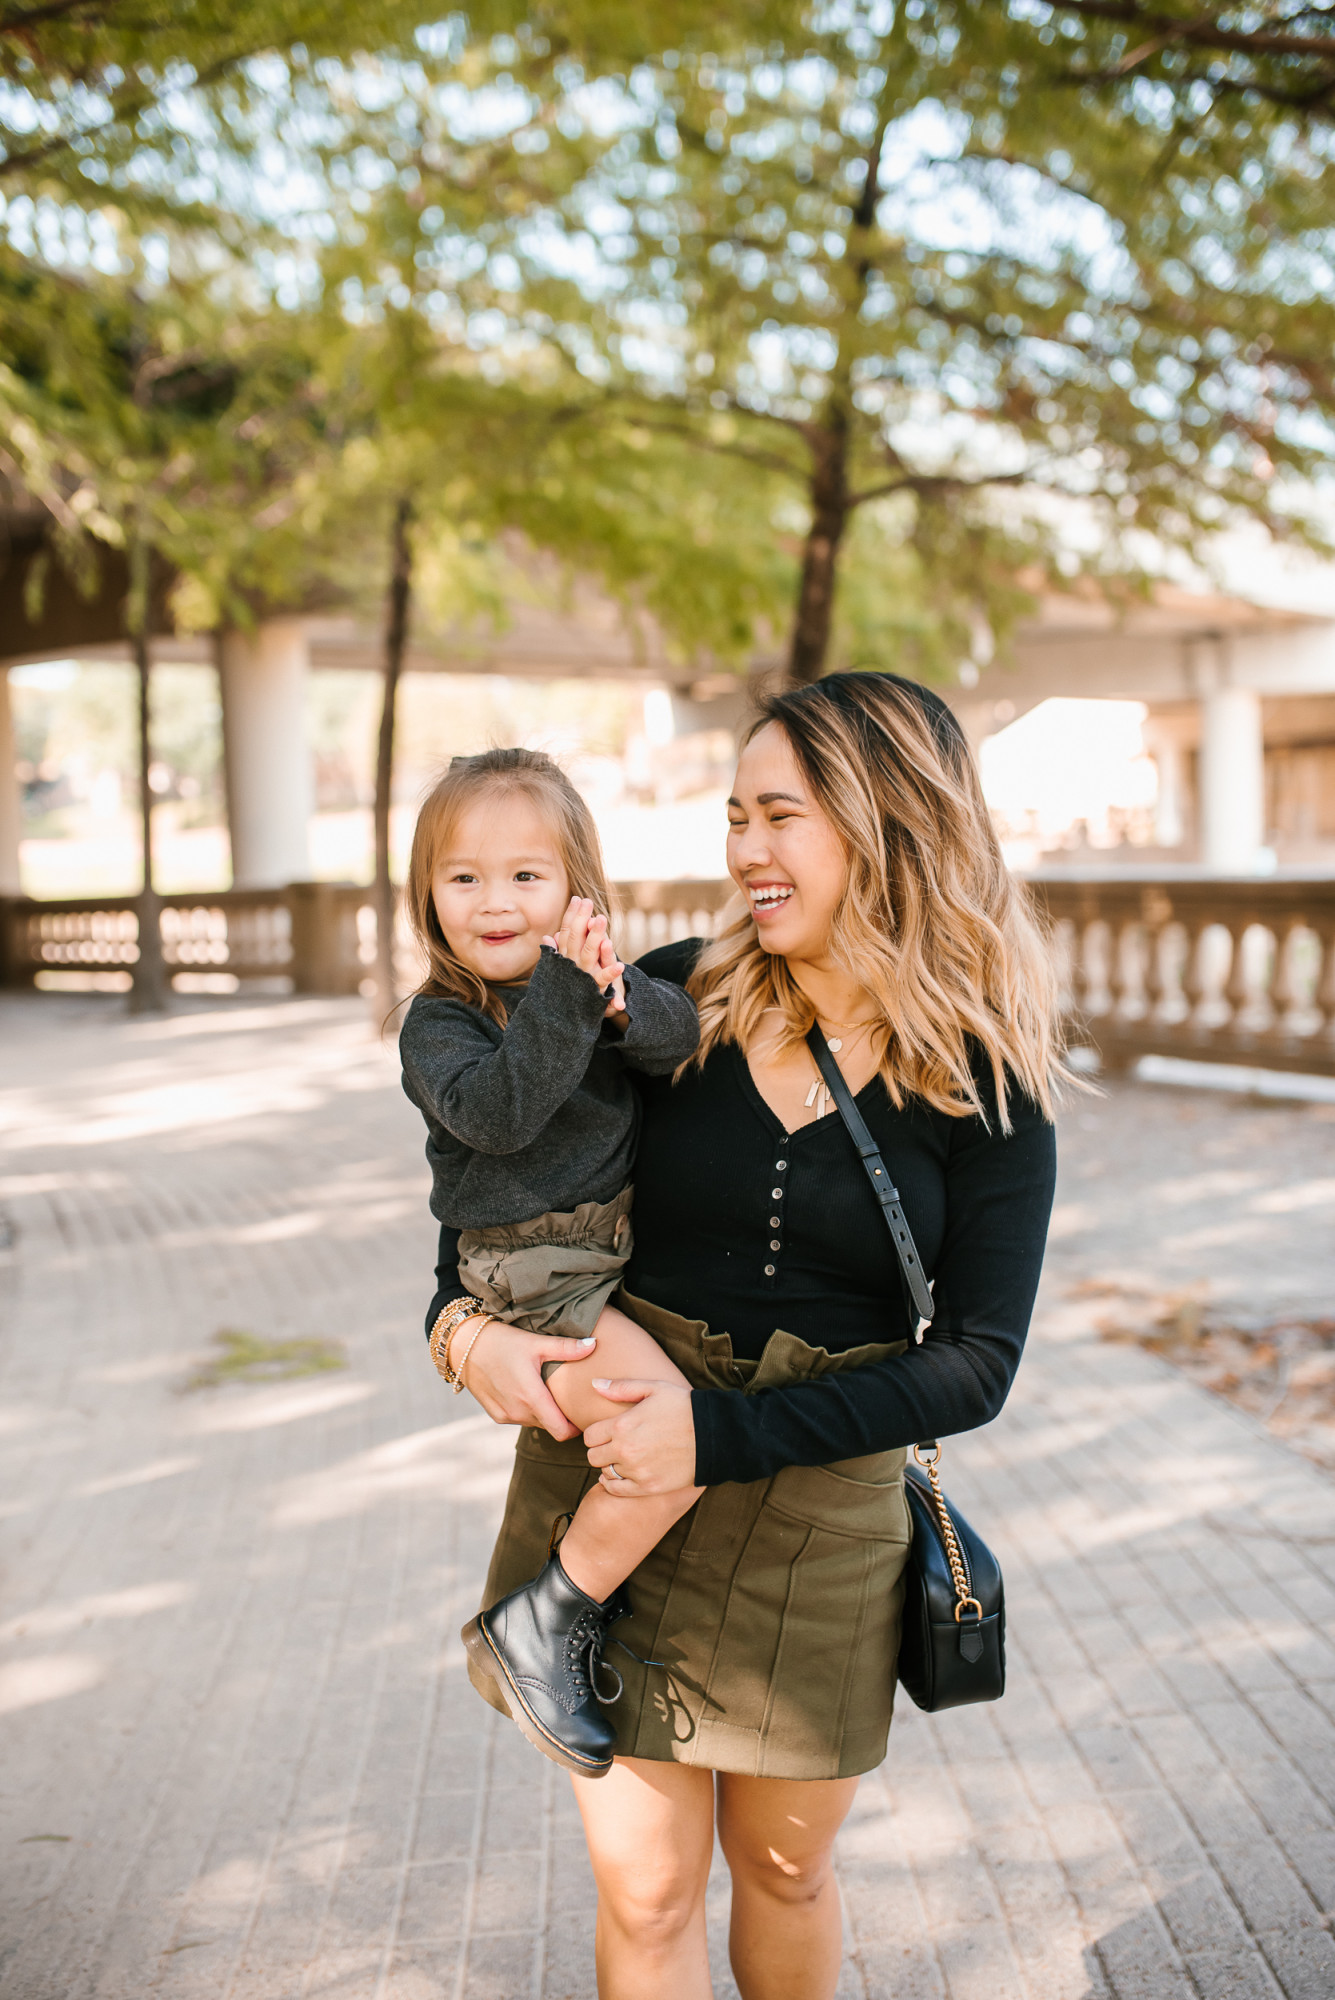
[399,747,703,1778]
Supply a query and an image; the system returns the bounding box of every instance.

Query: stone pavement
[2,991,1334,2000]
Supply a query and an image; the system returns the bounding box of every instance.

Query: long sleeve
[612,962,700,1075]
[401,949,609,1155]
[689,1090,1056,1485]
[424,1224,466,1335]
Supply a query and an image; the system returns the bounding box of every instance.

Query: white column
[218,619,313,888]
[0,668,22,895]
[1198,684,1265,873]
[1141,720,1187,849]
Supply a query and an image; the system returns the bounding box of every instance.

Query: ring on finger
[608,1463,621,1479]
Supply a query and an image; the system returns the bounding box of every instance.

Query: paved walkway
[2,992,1334,2000]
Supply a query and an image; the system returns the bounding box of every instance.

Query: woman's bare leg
[717,1772,859,2000]
[545,1304,702,1602]
[570,1757,716,1999]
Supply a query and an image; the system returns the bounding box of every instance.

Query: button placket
[763,1144,790,1281]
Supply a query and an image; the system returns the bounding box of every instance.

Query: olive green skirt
[471,1290,912,1780]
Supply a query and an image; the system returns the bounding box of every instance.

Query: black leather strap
[805,1025,935,1328]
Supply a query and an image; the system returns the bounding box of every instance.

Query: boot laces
[565,1606,663,1708]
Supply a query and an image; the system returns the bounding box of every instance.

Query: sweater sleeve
[424,1223,466,1336]
[400,949,610,1155]
[689,1088,1057,1485]
[612,961,700,1075]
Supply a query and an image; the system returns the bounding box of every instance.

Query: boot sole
[461,1615,613,1780]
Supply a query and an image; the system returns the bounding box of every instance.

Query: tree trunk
[786,414,851,686]
[373,497,413,1016]
[127,538,167,1014]
[785,114,887,688]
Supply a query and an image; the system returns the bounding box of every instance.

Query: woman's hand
[582,1379,699,1496]
[458,1318,597,1441]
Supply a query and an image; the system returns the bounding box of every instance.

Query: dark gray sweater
[400,947,700,1230]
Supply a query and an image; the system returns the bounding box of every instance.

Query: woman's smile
[747,880,795,921]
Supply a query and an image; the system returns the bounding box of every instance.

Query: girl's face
[432,791,571,986]
[726,723,849,965]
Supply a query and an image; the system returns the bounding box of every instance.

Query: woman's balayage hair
[688,672,1067,1127]
[405,746,614,1027]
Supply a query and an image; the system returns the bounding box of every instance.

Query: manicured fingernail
[592,1377,610,1390]
[578,1336,595,1346]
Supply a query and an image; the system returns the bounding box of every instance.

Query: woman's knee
[597,1857,706,1947]
[719,1824,835,1907]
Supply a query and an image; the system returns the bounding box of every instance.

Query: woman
[426,673,1060,2000]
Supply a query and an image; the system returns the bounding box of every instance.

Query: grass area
[184,1328,347,1391]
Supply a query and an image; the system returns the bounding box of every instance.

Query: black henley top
[426,937,1057,1486]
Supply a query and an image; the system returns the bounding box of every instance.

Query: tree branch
[1042,0,1335,62]
[848,467,1034,509]
[0,0,109,33]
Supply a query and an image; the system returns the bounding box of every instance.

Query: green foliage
[3,1,1335,688]
[326,3,1335,675]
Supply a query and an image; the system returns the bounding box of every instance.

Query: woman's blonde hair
[689,672,1065,1126]
[405,747,613,1026]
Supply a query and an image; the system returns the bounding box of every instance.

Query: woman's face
[726,723,849,964]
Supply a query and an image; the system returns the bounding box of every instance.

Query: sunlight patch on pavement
[0,1580,194,1643]
[270,1413,513,1526]
[75,1456,199,1495]
[182,1376,376,1434]
[0,1654,104,1714]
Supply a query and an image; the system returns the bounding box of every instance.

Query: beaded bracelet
[448,1317,492,1394]
[428,1296,487,1384]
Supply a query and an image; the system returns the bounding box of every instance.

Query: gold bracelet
[428,1297,487,1383]
[450,1317,492,1395]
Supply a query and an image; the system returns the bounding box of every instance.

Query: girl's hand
[544,897,625,1005]
[457,1318,599,1441]
[597,935,627,1020]
[582,1379,699,1496]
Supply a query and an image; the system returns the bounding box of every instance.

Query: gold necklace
[815,1016,879,1054]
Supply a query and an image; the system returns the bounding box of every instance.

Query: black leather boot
[462,1554,632,1777]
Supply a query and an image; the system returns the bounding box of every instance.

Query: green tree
[361,5,1334,682]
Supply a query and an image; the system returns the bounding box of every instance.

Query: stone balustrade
[4,872,1333,1078]
[0,882,374,994]
[0,880,738,997]
[1031,874,1335,1077]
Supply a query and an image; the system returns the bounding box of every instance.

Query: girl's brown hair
[405,747,613,1026]
[689,672,1066,1126]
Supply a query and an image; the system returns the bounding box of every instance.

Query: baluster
[1113,921,1149,1022]
[1316,925,1335,1055]
[1080,919,1113,1017]
[1223,924,1279,1040]
[1222,923,1251,1035]
[1052,917,1077,1020]
[1271,921,1314,1043]
[1147,919,1184,1026]
[1185,921,1223,1035]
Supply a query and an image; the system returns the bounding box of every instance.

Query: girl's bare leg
[717,1773,859,2000]
[571,1757,716,1999]
[544,1304,702,1602]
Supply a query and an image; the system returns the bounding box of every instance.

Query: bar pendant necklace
[805,1031,841,1117]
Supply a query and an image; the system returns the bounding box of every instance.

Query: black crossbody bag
[805,1028,1006,1711]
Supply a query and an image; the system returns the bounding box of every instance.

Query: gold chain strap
[914,1444,983,1625]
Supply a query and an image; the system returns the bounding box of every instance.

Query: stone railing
[6,872,1331,1079]
[0,882,375,994]
[0,879,738,996]
[1030,875,1335,1077]
[613,879,737,958]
